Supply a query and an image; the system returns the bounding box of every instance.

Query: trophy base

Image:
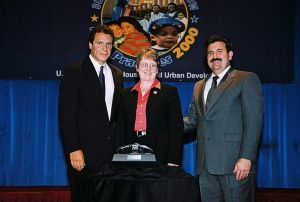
[112,153,156,162]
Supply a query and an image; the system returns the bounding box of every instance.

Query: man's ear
[229,50,233,60]
[89,42,92,50]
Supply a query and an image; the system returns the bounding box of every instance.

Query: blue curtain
[256,83,300,188]
[0,80,68,185]
[1,76,300,187]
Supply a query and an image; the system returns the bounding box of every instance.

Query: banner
[0,0,294,82]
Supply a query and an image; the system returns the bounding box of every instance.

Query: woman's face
[121,22,137,36]
[152,26,179,48]
[136,58,158,82]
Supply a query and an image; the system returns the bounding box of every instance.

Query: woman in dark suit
[116,48,183,166]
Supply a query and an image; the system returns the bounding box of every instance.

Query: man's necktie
[206,75,219,110]
[99,66,105,95]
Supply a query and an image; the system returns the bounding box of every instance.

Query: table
[75,162,200,202]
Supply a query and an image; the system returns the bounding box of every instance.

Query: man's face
[168,4,176,12]
[178,13,184,20]
[207,41,233,75]
[152,5,160,14]
[144,14,151,21]
[89,32,113,64]
[152,26,179,48]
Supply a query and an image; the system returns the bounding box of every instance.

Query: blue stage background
[0,1,300,187]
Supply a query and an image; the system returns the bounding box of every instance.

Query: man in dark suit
[184,34,264,202]
[59,25,123,201]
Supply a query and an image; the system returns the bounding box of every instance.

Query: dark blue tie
[206,75,219,110]
[99,66,105,95]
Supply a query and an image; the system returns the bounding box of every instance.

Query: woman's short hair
[135,47,160,70]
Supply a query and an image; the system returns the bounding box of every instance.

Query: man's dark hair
[88,25,114,44]
[204,34,233,55]
[168,3,177,9]
[152,4,160,9]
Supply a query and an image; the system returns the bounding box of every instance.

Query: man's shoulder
[107,62,123,75]
[231,69,258,79]
[61,58,94,80]
[67,60,83,69]
[190,79,205,95]
[62,60,83,78]
[65,57,90,71]
[230,69,262,87]
[194,78,205,87]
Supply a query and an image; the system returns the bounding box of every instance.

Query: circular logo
[90,0,203,81]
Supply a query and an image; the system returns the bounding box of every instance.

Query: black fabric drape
[72,162,200,202]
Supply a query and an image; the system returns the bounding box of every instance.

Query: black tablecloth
[74,162,200,202]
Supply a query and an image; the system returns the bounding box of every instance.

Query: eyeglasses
[139,62,157,70]
[95,41,113,48]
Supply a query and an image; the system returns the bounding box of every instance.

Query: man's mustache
[210,58,222,63]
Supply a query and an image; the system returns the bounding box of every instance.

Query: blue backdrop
[0,1,300,187]
[0,0,294,82]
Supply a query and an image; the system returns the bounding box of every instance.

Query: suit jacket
[59,57,123,168]
[116,83,184,165]
[184,69,264,175]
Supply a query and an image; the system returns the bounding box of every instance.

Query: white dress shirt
[204,66,231,104]
[89,55,115,120]
[150,12,164,22]
[139,19,150,32]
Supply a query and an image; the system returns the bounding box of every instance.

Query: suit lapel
[146,87,160,115]
[83,58,109,120]
[110,64,122,122]
[206,69,235,113]
[196,80,206,117]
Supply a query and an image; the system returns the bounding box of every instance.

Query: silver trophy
[112,143,156,162]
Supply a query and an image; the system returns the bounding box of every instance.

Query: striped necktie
[206,75,219,110]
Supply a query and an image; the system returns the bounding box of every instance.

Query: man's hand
[70,150,85,171]
[233,158,251,181]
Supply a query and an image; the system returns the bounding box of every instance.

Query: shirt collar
[132,79,161,92]
[89,54,107,72]
[211,66,231,80]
